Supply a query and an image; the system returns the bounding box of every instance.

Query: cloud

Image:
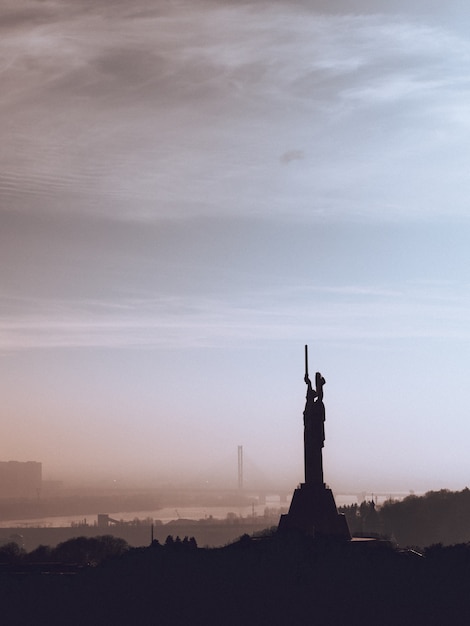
[2,276,470,353]
[280,150,305,164]
[1,204,468,356]
[2,1,470,223]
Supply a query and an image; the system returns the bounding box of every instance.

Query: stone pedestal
[278,482,350,539]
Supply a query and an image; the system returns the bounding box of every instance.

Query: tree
[0,542,24,563]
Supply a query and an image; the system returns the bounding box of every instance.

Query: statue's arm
[304,375,317,403]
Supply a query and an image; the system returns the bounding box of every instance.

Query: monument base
[278,482,350,540]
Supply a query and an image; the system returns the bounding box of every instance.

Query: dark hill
[1,531,470,625]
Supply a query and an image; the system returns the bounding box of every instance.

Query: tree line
[0,533,197,567]
[339,488,470,547]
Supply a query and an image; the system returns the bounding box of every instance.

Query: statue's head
[315,372,325,385]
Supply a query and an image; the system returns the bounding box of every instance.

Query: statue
[303,347,325,485]
[277,345,350,539]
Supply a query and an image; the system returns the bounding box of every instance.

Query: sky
[2,0,470,495]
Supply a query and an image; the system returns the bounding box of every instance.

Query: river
[0,494,363,529]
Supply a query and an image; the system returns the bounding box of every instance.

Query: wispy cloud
[2,1,470,222]
[3,280,470,352]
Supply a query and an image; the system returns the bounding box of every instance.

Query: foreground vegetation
[1,531,470,625]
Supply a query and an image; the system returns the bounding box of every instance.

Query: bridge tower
[237,445,243,490]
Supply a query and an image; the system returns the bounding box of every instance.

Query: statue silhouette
[303,371,326,485]
[278,345,350,539]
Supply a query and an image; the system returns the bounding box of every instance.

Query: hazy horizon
[2,1,470,497]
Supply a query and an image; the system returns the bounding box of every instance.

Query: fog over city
[2,0,470,494]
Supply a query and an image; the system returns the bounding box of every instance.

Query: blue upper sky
[1,0,470,493]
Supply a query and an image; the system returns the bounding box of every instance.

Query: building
[0,461,42,498]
